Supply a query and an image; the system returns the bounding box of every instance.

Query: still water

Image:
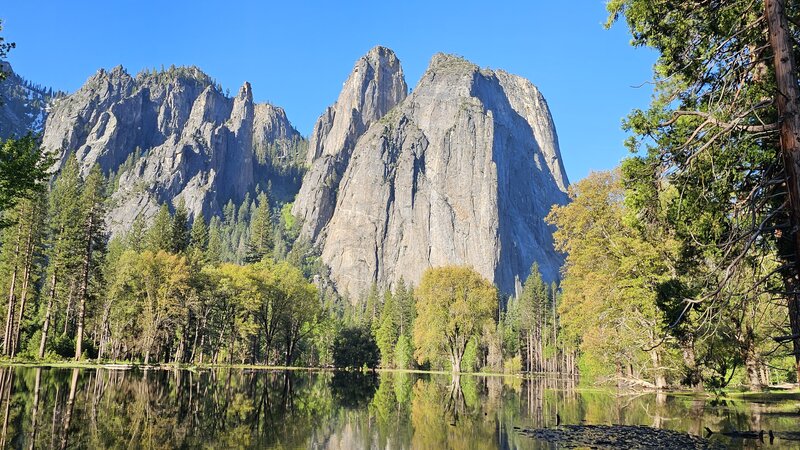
[0,367,796,449]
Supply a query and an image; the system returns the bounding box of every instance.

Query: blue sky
[2,1,656,182]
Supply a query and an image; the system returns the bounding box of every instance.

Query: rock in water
[311,53,569,296]
[293,46,407,243]
[40,65,306,235]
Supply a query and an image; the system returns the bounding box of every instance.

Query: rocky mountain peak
[315,52,569,296]
[292,46,408,242]
[39,64,305,236]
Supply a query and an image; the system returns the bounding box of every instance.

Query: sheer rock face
[318,53,569,296]
[40,66,305,235]
[292,46,407,242]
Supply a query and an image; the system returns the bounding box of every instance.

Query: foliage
[412,266,497,373]
[547,171,675,386]
[0,135,51,227]
[332,326,380,370]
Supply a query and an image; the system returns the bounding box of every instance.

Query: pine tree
[244,192,273,263]
[9,193,45,356]
[39,155,83,359]
[170,200,190,253]
[0,194,45,356]
[189,213,209,252]
[393,278,414,338]
[376,289,398,367]
[519,263,547,373]
[206,217,223,263]
[74,165,107,360]
[146,204,173,252]
[126,214,147,253]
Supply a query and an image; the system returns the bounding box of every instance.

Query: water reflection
[0,366,795,449]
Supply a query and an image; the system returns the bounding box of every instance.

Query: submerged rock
[517,424,726,449]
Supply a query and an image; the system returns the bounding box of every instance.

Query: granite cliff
[296,51,569,295]
[2,48,569,294]
[40,65,305,234]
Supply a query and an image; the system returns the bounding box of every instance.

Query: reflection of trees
[3,367,796,449]
[330,371,378,409]
[58,368,78,450]
[1,367,337,448]
[411,375,497,450]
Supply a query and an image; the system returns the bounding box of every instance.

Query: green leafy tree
[412,266,497,373]
[608,0,800,383]
[333,326,380,369]
[547,171,675,387]
[394,335,414,369]
[0,135,51,226]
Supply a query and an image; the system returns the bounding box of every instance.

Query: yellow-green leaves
[412,266,497,372]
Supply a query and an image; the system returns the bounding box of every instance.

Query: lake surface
[0,367,796,449]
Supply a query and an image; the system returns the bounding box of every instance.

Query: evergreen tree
[0,193,45,356]
[375,289,396,366]
[146,204,173,252]
[223,200,236,226]
[170,200,190,253]
[244,192,273,263]
[74,165,107,360]
[39,155,83,358]
[206,217,223,263]
[519,263,547,373]
[126,215,147,253]
[189,213,209,252]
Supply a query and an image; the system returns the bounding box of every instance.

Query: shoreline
[0,360,796,397]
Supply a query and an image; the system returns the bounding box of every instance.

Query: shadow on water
[0,366,796,448]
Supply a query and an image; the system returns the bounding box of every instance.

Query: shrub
[504,355,522,374]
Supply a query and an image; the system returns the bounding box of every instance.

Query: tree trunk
[744,333,764,391]
[450,354,461,374]
[38,268,58,359]
[680,337,703,390]
[13,225,35,358]
[190,317,201,363]
[766,0,800,385]
[96,302,111,361]
[650,349,666,389]
[2,222,22,355]
[74,206,97,360]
